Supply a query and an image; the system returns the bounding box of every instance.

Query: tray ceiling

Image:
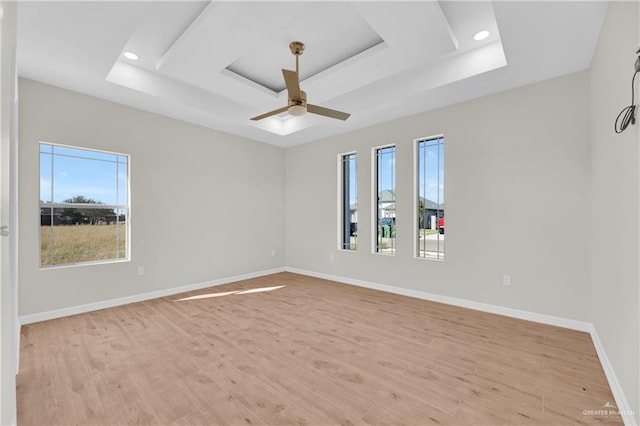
[17,1,608,147]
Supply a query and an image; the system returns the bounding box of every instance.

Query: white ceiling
[17,1,608,148]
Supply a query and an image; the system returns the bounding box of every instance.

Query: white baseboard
[18,267,285,325]
[589,326,637,426]
[284,267,592,331]
[284,267,635,426]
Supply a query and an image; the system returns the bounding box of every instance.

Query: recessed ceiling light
[123,51,139,61]
[473,30,490,41]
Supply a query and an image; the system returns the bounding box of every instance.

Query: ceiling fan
[250,41,351,121]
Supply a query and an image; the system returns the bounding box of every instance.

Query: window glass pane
[341,153,357,250]
[417,137,444,260]
[52,145,118,163]
[115,209,128,256]
[117,159,128,206]
[376,146,396,255]
[39,142,129,267]
[40,152,53,203]
[40,208,127,266]
[40,207,54,264]
[52,153,119,204]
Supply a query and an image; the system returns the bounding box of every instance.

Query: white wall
[286,71,591,321]
[0,1,17,424]
[589,1,639,423]
[18,79,286,316]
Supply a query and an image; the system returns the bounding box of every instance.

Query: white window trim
[337,151,358,252]
[38,141,132,269]
[371,143,396,256]
[413,134,445,261]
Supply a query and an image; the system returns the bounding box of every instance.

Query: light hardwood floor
[17,272,621,425]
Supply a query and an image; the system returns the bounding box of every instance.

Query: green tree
[62,195,115,225]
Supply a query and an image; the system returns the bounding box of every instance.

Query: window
[374,145,396,255]
[416,136,444,260]
[39,143,130,267]
[340,153,357,250]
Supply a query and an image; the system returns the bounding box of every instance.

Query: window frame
[38,141,131,269]
[337,151,358,252]
[413,134,445,261]
[372,143,396,256]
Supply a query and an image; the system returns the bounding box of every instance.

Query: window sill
[40,258,130,271]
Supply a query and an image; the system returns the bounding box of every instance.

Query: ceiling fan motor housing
[288,90,307,116]
[289,90,307,107]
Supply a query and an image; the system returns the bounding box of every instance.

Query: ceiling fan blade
[282,69,302,101]
[250,106,289,121]
[307,104,351,121]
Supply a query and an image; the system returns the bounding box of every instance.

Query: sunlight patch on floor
[175,285,286,302]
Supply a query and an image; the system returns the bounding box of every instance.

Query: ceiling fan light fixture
[288,104,306,116]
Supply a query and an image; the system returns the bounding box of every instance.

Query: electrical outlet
[137,266,145,276]
[503,274,512,286]
[271,249,276,257]
[330,254,335,262]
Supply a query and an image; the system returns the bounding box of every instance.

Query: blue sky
[41,142,441,210]
[347,154,357,205]
[418,138,444,205]
[376,142,444,205]
[377,146,395,195]
[347,142,443,210]
[40,144,128,206]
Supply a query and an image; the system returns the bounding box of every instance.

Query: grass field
[40,224,127,266]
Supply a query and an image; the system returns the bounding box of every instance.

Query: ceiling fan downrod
[289,41,304,75]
